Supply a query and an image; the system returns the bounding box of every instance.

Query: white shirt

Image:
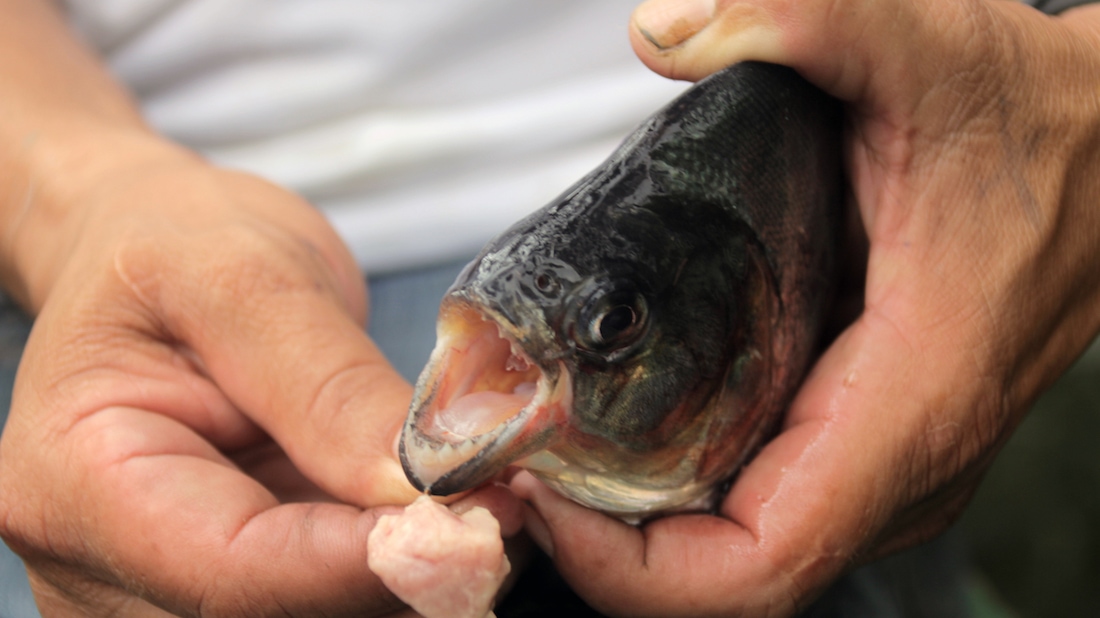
[62,0,687,272]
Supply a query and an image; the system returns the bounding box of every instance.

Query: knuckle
[113,222,344,340]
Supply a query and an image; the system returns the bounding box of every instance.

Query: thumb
[629,0,989,101]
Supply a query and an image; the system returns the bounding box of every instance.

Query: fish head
[400,195,782,519]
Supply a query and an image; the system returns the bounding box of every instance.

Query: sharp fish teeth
[506,354,531,372]
[409,413,516,471]
[411,436,479,476]
[494,323,533,370]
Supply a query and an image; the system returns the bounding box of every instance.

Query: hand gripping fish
[400,62,842,520]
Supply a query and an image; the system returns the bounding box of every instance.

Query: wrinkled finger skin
[0,2,529,616]
[513,1,1100,616]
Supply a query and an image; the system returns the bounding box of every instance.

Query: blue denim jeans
[0,293,37,618]
[0,259,980,617]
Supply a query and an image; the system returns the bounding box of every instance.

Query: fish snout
[400,301,573,495]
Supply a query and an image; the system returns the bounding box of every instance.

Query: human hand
[0,143,529,615]
[513,0,1100,615]
[0,3,528,614]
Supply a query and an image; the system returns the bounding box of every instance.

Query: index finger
[107,177,422,507]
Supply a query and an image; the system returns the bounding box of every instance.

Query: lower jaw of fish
[513,441,728,523]
[400,305,572,495]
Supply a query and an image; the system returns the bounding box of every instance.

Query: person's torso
[62,0,687,272]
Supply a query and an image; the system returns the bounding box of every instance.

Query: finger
[450,483,526,539]
[232,441,337,503]
[513,471,782,618]
[628,0,995,104]
[103,174,421,507]
[27,569,179,618]
[36,406,407,617]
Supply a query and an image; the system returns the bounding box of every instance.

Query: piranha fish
[399,62,842,520]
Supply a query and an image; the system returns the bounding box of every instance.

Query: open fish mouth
[399,299,572,495]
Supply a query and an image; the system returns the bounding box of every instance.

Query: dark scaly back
[461,61,840,404]
[648,61,843,417]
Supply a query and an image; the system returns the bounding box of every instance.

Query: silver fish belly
[399,62,842,520]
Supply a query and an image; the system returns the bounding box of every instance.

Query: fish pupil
[535,273,555,292]
[597,305,636,342]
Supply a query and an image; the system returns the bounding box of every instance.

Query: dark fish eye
[535,273,556,292]
[596,305,636,342]
[574,287,648,356]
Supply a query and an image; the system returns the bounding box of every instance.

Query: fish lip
[399,297,571,495]
[400,392,553,495]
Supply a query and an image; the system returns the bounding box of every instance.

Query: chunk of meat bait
[368,496,511,618]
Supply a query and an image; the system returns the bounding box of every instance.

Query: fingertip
[451,483,525,538]
[286,357,423,508]
[355,452,423,507]
[631,0,716,52]
[630,0,786,82]
[508,471,574,540]
[506,469,540,501]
